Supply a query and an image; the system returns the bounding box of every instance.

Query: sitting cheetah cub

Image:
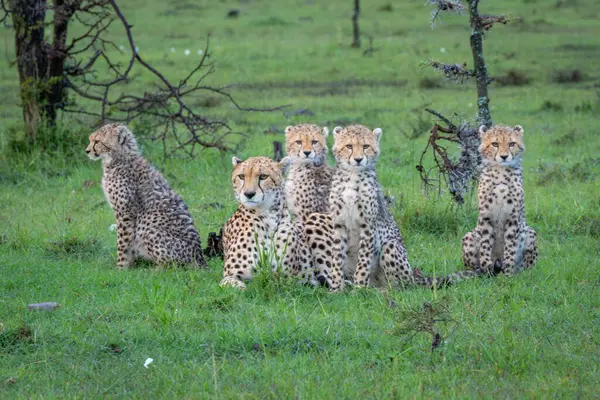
[462,124,537,274]
[221,157,338,289]
[86,124,205,268]
[284,124,333,221]
[329,125,479,290]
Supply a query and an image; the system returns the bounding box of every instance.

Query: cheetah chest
[485,181,521,260]
[339,179,364,275]
[252,214,280,252]
[101,176,116,209]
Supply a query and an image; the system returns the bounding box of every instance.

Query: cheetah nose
[354,157,363,164]
[244,191,256,199]
[85,149,91,154]
[303,151,311,156]
[500,155,508,160]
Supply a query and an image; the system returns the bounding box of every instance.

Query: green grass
[1,0,600,397]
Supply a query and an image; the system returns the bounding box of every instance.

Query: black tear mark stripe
[257,178,266,195]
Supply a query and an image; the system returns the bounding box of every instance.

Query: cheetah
[329,125,480,291]
[284,124,333,222]
[462,124,538,275]
[86,124,205,268]
[220,156,338,289]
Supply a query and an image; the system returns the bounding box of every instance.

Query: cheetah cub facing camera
[220,156,338,290]
[86,124,205,268]
[329,125,480,291]
[462,124,537,274]
[284,124,333,221]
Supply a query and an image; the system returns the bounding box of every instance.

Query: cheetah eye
[363,145,370,150]
[237,174,245,181]
[492,142,499,148]
[509,142,516,147]
[312,140,318,145]
[346,144,353,150]
[259,174,269,180]
[295,140,302,145]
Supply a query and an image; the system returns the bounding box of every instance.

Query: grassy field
[1,0,599,397]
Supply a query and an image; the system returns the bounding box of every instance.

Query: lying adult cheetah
[86,124,205,268]
[329,125,480,290]
[220,157,338,289]
[462,124,537,274]
[284,124,333,221]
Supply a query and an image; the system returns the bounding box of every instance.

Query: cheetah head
[285,124,329,165]
[86,123,139,161]
[479,124,525,167]
[231,156,290,210]
[332,125,382,169]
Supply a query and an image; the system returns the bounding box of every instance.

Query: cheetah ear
[116,125,129,145]
[116,125,133,146]
[279,156,292,174]
[285,126,293,135]
[232,157,243,167]
[513,125,524,134]
[373,128,382,141]
[478,125,489,138]
[322,127,329,137]
[332,126,343,136]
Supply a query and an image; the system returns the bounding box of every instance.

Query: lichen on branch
[425,0,465,28]
[423,60,474,84]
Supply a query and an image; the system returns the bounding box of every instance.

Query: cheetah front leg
[331,223,348,292]
[354,227,376,286]
[115,212,136,268]
[477,218,496,273]
[305,213,338,289]
[523,226,538,269]
[462,230,481,270]
[501,219,523,275]
[220,253,255,290]
[220,234,257,290]
[502,223,537,275]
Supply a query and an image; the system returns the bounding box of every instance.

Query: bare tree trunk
[10,0,49,141]
[351,0,360,48]
[46,0,71,125]
[468,0,492,126]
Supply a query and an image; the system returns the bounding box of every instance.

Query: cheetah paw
[328,281,345,293]
[219,276,247,290]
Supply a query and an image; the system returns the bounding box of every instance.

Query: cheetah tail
[414,268,488,289]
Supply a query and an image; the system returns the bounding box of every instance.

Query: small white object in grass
[135,46,139,53]
[184,49,191,56]
[197,49,204,55]
[170,47,175,53]
[144,358,153,368]
[119,44,125,51]
[28,302,60,311]
[109,224,117,232]
[440,47,446,53]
